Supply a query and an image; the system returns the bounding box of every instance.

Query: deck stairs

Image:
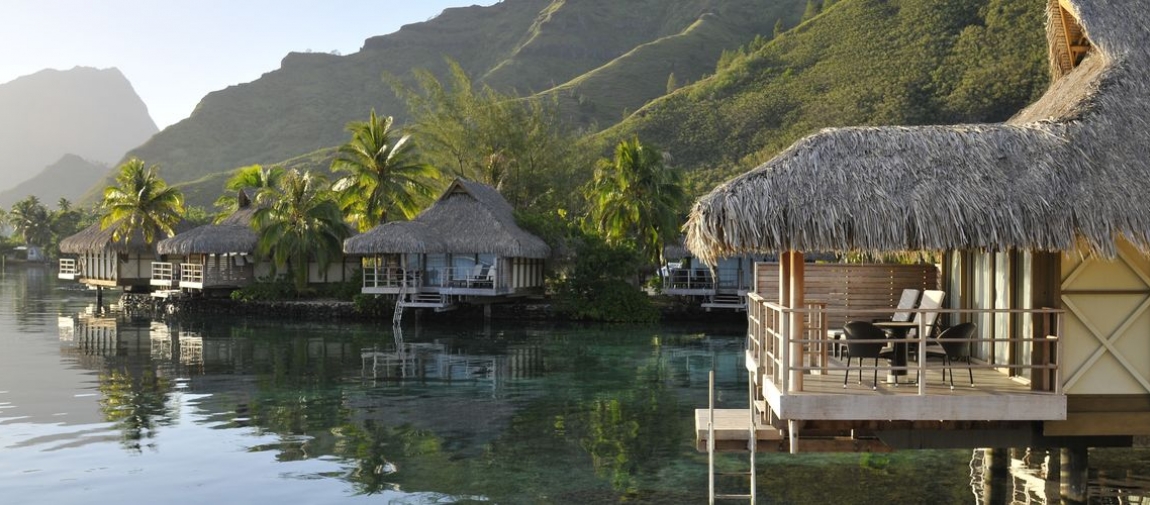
[707,369,756,504]
[703,293,747,312]
[402,292,457,312]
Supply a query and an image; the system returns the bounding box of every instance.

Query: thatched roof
[60,221,189,255]
[686,0,1150,264]
[156,198,259,256]
[343,220,448,255]
[343,179,551,259]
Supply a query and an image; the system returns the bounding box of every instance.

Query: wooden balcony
[151,261,177,288]
[58,258,80,280]
[746,293,1066,424]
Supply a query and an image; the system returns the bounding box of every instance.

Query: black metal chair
[925,322,977,389]
[841,321,894,390]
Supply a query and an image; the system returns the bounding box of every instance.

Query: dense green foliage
[393,61,592,215]
[584,138,686,267]
[213,164,284,216]
[330,111,439,231]
[550,229,659,323]
[99,159,185,245]
[610,0,1049,194]
[252,170,351,290]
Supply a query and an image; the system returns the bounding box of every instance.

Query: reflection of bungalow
[153,192,260,293]
[687,0,1150,451]
[344,179,549,311]
[58,223,181,292]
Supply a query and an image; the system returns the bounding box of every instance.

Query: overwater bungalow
[152,191,260,294]
[58,222,176,293]
[662,242,760,310]
[151,190,359,295]
[688,0,1150,459]
[344,178,550,312]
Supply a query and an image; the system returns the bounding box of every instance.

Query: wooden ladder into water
[708,369,757,504]
[392,280,408,326]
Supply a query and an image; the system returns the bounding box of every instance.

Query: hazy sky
[0,1,499,129]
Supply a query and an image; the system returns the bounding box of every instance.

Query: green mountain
[117,0,806,207]
[607,0,1050,190]
[0,67,157,194]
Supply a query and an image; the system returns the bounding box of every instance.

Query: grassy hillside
[117,0,801,201]
[607,0,1049,193]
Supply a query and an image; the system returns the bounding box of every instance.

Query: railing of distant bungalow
[424,267,499,290]
[152,262,176,283]
[745,292,1064,396]
[363,266,404,289]
[363,267,424,290]
[59,258,79,277]
[180,263,204,285]
[663,267,715,291]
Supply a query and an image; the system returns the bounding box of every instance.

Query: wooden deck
[694,408,894,453]
[761,360,1066,422]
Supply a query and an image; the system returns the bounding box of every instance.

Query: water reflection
[968,447,1150,504]
[3,289,1141,503]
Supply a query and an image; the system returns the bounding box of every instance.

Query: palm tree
[252,169,350,291]
[99,158,185,245]
[7,196,52,246]
[331,110,439,232]
[213,164,285,217]
[584,138,687,267]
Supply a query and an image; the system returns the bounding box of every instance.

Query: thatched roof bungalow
[344,179,549,306]
[58,222,184,290]
[687,0,1146,261]
[152,198,260,291]
[684,0,1150,440]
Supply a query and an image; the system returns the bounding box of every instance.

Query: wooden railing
[363,267,412,289]
[152,262,176,283]
[59,258,79,277]
[746,292,1064,396]
[664,267,715,291]
[181,263,203,285]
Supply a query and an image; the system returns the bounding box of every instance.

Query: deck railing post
[781,310,791,393]
[917,313,927,395]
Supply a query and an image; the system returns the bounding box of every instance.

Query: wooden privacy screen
[754,262,940,330]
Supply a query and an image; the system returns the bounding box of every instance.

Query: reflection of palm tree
[99,158,185,245]
[97,367,172,452]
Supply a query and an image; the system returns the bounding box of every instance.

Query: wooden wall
[754,262,940,329]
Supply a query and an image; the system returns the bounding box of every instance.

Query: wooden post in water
[96,286,103,307]
[982,448,1010,504]
[1061,446,1088,503]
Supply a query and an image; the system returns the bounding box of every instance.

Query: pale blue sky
[0,1,499,129]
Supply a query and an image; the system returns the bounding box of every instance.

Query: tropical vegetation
[99,158,185,245]
[252,169,351,291]
[213,164,285,216]
[584,138,686,267]
[331,110,439,232]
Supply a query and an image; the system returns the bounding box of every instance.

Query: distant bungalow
[152,190,261,293]
[661,240,761,311]
[152,190,358,295]
[687,0,1150,459]
[344,179,550,313]
[58,221,180,293]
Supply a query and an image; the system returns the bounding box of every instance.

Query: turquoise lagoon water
[0,266,1147,504]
